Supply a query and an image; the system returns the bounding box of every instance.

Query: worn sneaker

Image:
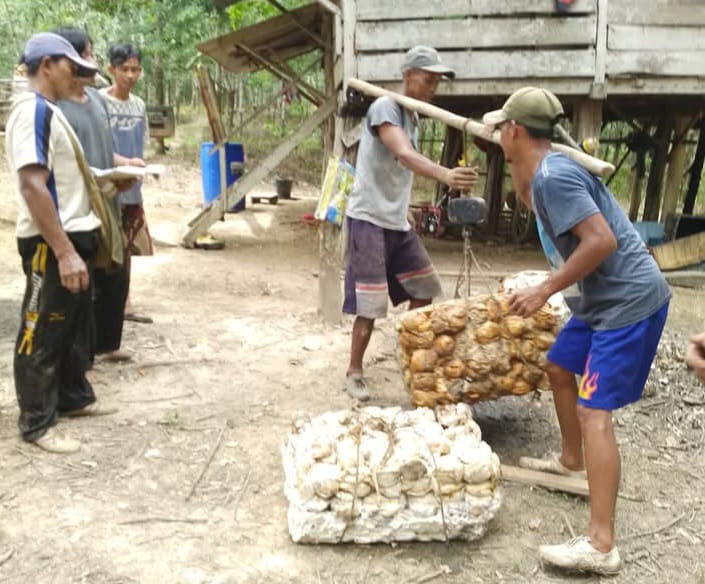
[344,373,370,402]
[61,402,118,418]
[540,536,622,575]
[519,452,587,479]
[33,428,81,454]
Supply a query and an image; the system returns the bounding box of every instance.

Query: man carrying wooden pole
[343,46,477,401]
[482,87,671,576]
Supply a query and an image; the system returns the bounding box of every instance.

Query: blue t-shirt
[531,152,670,330]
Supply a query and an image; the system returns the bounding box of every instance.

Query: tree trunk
[154,54,165,105]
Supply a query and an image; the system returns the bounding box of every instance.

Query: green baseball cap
[483,86,564,131]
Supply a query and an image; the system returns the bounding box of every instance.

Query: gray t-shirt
[57,88,118,215]
[99,89,148,206]
[346,96,418,231]
[531,152,670,330]
[57,88,114,170]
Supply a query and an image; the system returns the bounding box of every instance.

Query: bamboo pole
[347,78,616,178]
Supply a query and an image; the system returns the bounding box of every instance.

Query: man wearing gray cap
[5,32,115,454]
[343,45,478,401]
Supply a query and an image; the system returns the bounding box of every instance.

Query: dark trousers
[14,231,98,441]
[93,258,128,355]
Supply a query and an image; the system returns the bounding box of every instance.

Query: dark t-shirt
[531,152,671,330]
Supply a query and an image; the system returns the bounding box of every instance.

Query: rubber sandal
[344,373,371,402]
[518,452,587,479]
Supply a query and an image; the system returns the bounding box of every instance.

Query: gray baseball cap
[402,46,455,80]
[21,32,98,75]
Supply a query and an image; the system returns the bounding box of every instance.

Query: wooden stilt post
[661,115,691,222]
[628,150,646,222]
[317,0,349,324]
[684,123,705,216]
[644,117,673,221]
[484,145,505,237]
[572,99,603,144]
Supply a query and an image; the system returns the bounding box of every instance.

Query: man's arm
[510,213,617,316]
[686,331,705,382]
[377,123,478,190]
[19,165,89,293]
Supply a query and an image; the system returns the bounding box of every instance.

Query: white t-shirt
[5,91,101,238]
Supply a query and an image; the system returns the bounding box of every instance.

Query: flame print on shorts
[578,354,600,401]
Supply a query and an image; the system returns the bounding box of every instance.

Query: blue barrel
[200,142,246,212]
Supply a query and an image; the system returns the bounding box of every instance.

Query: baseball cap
[402,46,455,80]
[483,87,564,131]
[21,32,98,76]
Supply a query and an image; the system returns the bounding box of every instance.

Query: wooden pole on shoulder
[347,78,616,178]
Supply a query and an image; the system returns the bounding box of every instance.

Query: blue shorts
[547,302,669,411]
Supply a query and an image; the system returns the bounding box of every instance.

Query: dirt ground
[1,154,705,584]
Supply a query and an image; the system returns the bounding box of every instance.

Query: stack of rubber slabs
[398,295,559,407]
[282,404,502,543]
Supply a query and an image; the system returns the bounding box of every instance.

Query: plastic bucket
[200,142,245,212]
[275,177,293,199]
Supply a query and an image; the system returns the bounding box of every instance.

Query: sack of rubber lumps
[397,294,559,407]
[282,404,501,544]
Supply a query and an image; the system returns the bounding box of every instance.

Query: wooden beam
[316,0,341,17]
[356,0,597,20]
[608,51,705,77]
[609,24,705,51]
[264,0,326,48]
[661,115,692,222]
[684,125,705,216]
[628,150,647,222]
[644,118,673,222]
[608,0,705,26]
[572,99,603,143]
[182,97,337,247]
[484,145,505,236]
[356,16,597,51]
[342,0,357,91]
[196,66,226,145]
[234,43,324,105]
[358,49,596,82]
[591,0,607,98]
[500,465,589,498]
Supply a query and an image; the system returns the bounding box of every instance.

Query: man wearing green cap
[483,87,670,575]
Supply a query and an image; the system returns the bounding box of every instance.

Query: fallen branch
[622,512,687,541]
[232,470,252,520]
[413,565,452,584]
[119,393,194,404]
[0,548,14,567]
[561,511,576,538]
[185,426,226,502]
[119,516,207,526]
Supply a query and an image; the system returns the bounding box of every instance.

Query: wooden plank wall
[607,0,705,82]
[354,0,598,93]
[353,0,705,95]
